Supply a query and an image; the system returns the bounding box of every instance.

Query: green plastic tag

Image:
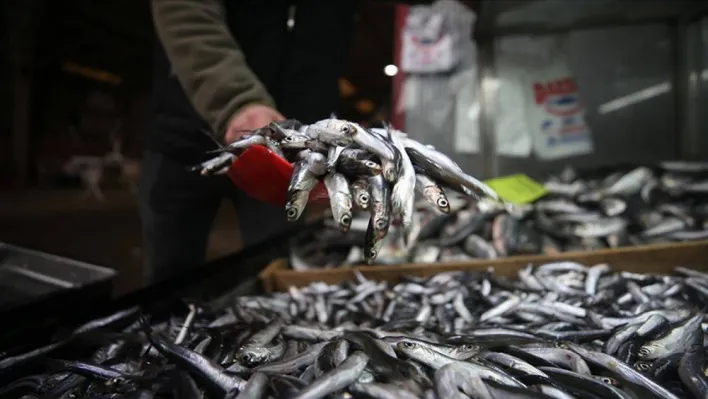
[483,174,548,204]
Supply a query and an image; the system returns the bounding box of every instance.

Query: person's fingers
[269,109,286,122]
[252,113,275,129]
[224,105,286,144]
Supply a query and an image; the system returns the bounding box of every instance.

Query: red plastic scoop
[227,145,329,207]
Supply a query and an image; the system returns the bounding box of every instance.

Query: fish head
[633,360,652,373]
[451,343,481,359]
[370,202,390,233]
[637,343,658,359]
[321,119,358,137]
[339,212,352,231]
[238,347,272,367]
[395,340,421,355]
[306,124,354,146]
[592,375,622,388]
[363,160,383,175]
[355,191,370,209]
[285,192,308,222]
[424,187,449,213]
[364,223,386,263]
[280,134,310,149]
[268,123,298,140]
[394,340,438,362]
[382,165,398,183]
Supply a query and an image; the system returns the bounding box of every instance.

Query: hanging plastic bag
[401,7,460,73]
[522,37,593,160]
[495,36,593,160]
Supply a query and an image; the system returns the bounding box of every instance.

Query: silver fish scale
[290,161,708,269]
[7,263,707,398]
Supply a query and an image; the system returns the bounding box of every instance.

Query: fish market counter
[2,236,708,397]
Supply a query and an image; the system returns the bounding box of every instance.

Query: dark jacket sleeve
[151,0,276,140]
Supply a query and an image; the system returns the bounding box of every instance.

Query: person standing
[142,0,355,283]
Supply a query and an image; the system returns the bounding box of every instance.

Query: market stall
[3,241,708,398]
[3,1,708,398]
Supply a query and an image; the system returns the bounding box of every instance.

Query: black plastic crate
[0,243,116,350]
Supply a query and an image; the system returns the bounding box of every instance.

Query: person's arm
[151,0,276,140]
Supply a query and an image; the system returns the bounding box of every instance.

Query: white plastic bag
[401,9,460,73]
[495,36,593,160]
[524,58,594,160]
[452,68,480,153]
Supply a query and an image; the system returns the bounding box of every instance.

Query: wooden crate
[258,258,288,293]
[260,240,708,292]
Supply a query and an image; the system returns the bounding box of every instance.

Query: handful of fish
[4,263,708,398]
[290,163,708,268]
[191,118,507,264]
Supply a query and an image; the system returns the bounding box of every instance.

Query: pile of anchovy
[289,163,708,268]
[192,118,508,264]
[3,263,708,398]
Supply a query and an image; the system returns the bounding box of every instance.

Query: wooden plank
[270,240,708,292]
[259,258,287,293]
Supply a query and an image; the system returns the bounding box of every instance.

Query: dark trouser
[138,151,290,284]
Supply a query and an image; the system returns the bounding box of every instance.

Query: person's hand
[224,104,285,145]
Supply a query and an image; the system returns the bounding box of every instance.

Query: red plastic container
[227,145,329,207]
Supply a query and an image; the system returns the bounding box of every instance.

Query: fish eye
[437,198,448,208]
[600,377,619,386]
[369,248,377,257]
[365,161,377,168]
[375,219,386,230]
[341,214,351,225]
[285,136,294,142]
[359,194,369,204]
[401,341,417,349]
[340,124,352,134]
[462,344,478,351]
[635,362,650,371]
[286,208,298,218]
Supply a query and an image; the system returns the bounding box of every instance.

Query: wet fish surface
[288,163,708,268]
[193,118,507,263]
[2,263,708,398]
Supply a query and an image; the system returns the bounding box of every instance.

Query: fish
[285,160,318,222]
[193,118,503,264]
[388,126,416,236]
[637,314,703,360]
[288,161,708,268]
[323,172,353,233]
[678,345,708,398]
[6,263,708,398]
[415,173,450,213]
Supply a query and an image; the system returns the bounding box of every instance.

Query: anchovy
[388,126,416,235]
[415,173,450,213]
[285,159,318,222]
[323,173,353,233]
[403,137,501,202]
[11,252,708,398]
